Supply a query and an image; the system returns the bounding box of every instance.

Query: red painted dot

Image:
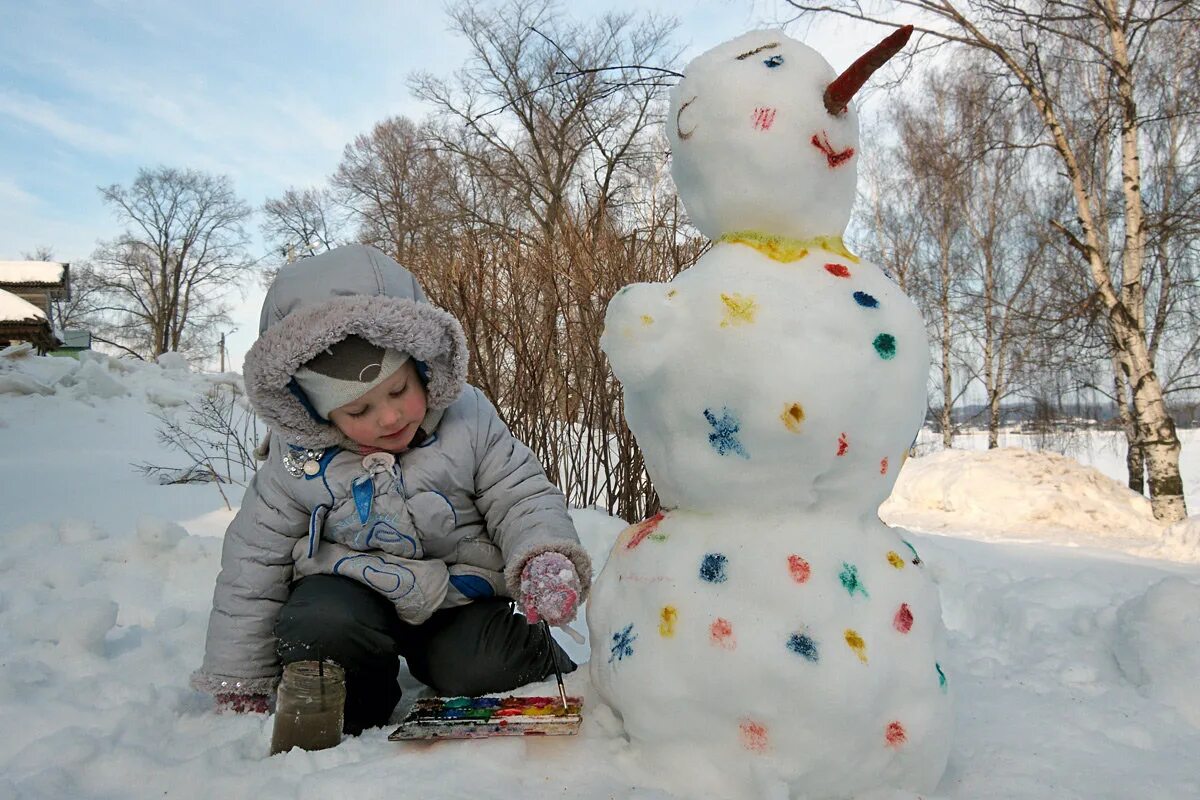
[894,603,914,633]
[880,457,889,475]
[885,721,907,747]
[825,263,851,278]
[837,432,849,456]
[710,618,736,650]
[787,554,812,583]
[626,511,665,550]
[740,719,770,752]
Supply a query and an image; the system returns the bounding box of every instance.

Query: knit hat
[293,335,410,419]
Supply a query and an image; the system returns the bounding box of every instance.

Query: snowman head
[668,28,912,241]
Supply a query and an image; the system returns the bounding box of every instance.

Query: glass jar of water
[270,660,345,755]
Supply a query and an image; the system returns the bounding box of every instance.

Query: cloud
[0,177,41,208]
[0,89,132,156]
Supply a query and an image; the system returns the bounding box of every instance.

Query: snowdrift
[880,447,1199,561]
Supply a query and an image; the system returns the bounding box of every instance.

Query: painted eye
[764,55,784,68]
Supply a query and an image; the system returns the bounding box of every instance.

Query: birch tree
[787,0,1193,520]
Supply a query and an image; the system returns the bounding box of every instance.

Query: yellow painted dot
[659,605,678,638]
[780,403,806,433]
[720,292,758,328]
[887,551,905,570]
[845,629,868,663]
[640,314,654,325]
[667,289,678,299]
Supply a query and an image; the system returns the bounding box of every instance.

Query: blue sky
[1,0,888,368]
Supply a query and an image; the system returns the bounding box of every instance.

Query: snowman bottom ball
[587,510,952,799]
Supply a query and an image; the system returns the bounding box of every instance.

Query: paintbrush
[541,620,570,713]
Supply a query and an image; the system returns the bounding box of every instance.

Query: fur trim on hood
[243,245,468,450]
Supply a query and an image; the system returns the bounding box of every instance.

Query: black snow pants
[275,574,576,734]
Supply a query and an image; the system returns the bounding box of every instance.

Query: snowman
[586,27,952,799]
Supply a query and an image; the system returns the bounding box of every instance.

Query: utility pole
[219,331,225,372]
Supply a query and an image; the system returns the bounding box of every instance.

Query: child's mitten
[519,552,581,626]
[215,692,271,715]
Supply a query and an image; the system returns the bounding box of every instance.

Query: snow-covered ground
[1,348,1198,799]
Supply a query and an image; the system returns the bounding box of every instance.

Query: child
[191,244,590,734]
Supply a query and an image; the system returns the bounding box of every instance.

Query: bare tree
[90,167,254,360]
[888,68,974,447]
[331,116,454,264]
[410,0,679,242]
[786,0,1194,521]
[261,187,344,262]
[21,247,102,333]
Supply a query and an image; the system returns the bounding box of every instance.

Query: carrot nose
[823,25,914,115]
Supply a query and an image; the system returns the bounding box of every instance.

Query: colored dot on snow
[787,632,820,662]
[711,618,736,650]
[787,554,811,583]
[609,623,638,664]
[703,407,750,459]
[853,291,879,308]
[839,562,869,598]
[837,432,849,456]
[902,539,923,565]
[936,662,948,692]
[640,314,654,326]
[873,333,897,360]
[885,721,907,747]
[720,292,758,327]
[894,603,914,634]
[825,263,852,278]
[700,553,729,584]
[740,719,770,752]
[845,629,868,663]
[880,456,890,475]
[886,551,906,570]
[659,605,678,638]
[780,402,805,433]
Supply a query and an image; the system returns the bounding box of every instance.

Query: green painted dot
[838,562,869,598]
[444,697,472,708]
[936,662,948,692]
[873,333,897,360]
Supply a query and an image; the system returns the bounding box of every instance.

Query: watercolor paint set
[388,695,584,740]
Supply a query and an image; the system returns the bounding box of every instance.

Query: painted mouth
[675,95,698,140]
[811,130,855,168]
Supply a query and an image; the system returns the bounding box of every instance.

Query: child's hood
[243,244,468,450]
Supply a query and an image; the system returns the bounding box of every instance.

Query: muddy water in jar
[270,660,345,755]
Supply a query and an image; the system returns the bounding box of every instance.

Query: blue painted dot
[703,407,749,459]
[936,662,948,692]
[763,54,784,68]
[609,623,638,663]
[853,291,879,308]
[699,553,729,583]
[787,632,820,662]
[873,333,897,360]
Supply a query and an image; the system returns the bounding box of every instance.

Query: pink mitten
[520,552,581,625]
[215,692,270,715]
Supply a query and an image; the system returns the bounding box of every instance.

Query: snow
[1,350,1199,799]
[0,260,66,284]
[0,287,46,322]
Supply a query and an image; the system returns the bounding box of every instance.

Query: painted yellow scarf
[717,231,860,264]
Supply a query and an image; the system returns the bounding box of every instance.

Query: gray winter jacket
[192,245,590,696]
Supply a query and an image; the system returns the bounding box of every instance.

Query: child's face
[328,360,428,452]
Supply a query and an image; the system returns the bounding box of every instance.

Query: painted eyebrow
[736,42,780,60]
